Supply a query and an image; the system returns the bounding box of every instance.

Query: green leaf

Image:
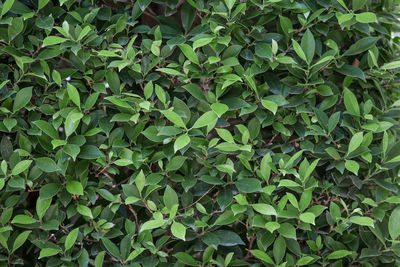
[1,0,14,16]
[347,132,363,154]
[292,39,307,63]
[174,252,199,266]
[381,61,400,70]
[327,250,353,259]
[182,84,208,103]
[38,0,49,10]
[39,248,61,259]
[140,218,165,232]
[105,69,120,93]
[224,0,236,10]
[343,37,379,56]
[211,103,229,118]
[78,145,104,159]
[11,160,32,175]
[161,110,186,128]
[355,12,377,23]
[35,157,59,172]
[343,88,360,116]
[171,221,186,241]
[101,238,120,260]
[40,183,61,199]
[279,15,293,36]
[67,83,80,108]
[65,228,79,251]
[43,36,67,47]
[178,44,199,65]
[297,256,314,266]
[301,29,315,64]
[216,128,234,143]
[193,37,213,50]
[345,160,359,175]
[252,203,277,216]
[135,170,145,194]
[166,156,187,172]
[12,231,31,253]
[389,206,400,240]
[64,111,83,137]
[33,120,59,139]
[11,215,37,224]
[163,186,179,211]
[350,216,374,227]
[9,17,23,41]
[192,111,218,128]
[251,250,274,264]
[337,65,366,82]
[36,198,51,221]
[144,81,153,99]
[235,178,262,193]
[13,87,32,113]
[255,42,272,61]
[300,212,316,225]
[94,251,105,267]
[273,235,286,264]
[277,223,296,240]
[66,180,84,195]
[261,99,278,114]
[328,112,340,133]
[77,205,93,218]
[353,0,367,10]
[174,134,190,152]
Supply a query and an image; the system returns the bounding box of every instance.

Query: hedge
[1,0,400,266]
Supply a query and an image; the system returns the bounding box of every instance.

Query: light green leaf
[43,36,67,47]
[355,12,377,23]
[192,111,218,129]
[174,134,190,152]
[345,160,359,175]
[65,228,79,251]
[11,215,37,224]
[66,180,83,195]
[350,216,374,227]
[77,205,93,218]
[12,231,31,253]
[347,132,363,154]
[1,0,14,16]
[11,160,32,175]
[39,248,61,259]
[171,221,186,241]
[343,88,360,116]
[178,44,199,65]
[67,83,80,108]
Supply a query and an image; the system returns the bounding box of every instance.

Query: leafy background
[1,0,400,266]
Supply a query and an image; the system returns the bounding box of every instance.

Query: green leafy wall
[0,0,400,266]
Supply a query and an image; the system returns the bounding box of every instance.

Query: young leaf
[171,221,186,241]
[67,83,80,108]
[65,228,79,251]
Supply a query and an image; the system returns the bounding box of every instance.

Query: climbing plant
[0,0,400,266]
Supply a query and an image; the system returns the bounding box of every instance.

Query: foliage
[1,0,400,266]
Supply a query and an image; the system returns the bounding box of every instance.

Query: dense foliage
[1,0,400,266]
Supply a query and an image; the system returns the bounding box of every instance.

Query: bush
[1,0,400,266]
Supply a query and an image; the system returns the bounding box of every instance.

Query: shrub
[1,0,400,266]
